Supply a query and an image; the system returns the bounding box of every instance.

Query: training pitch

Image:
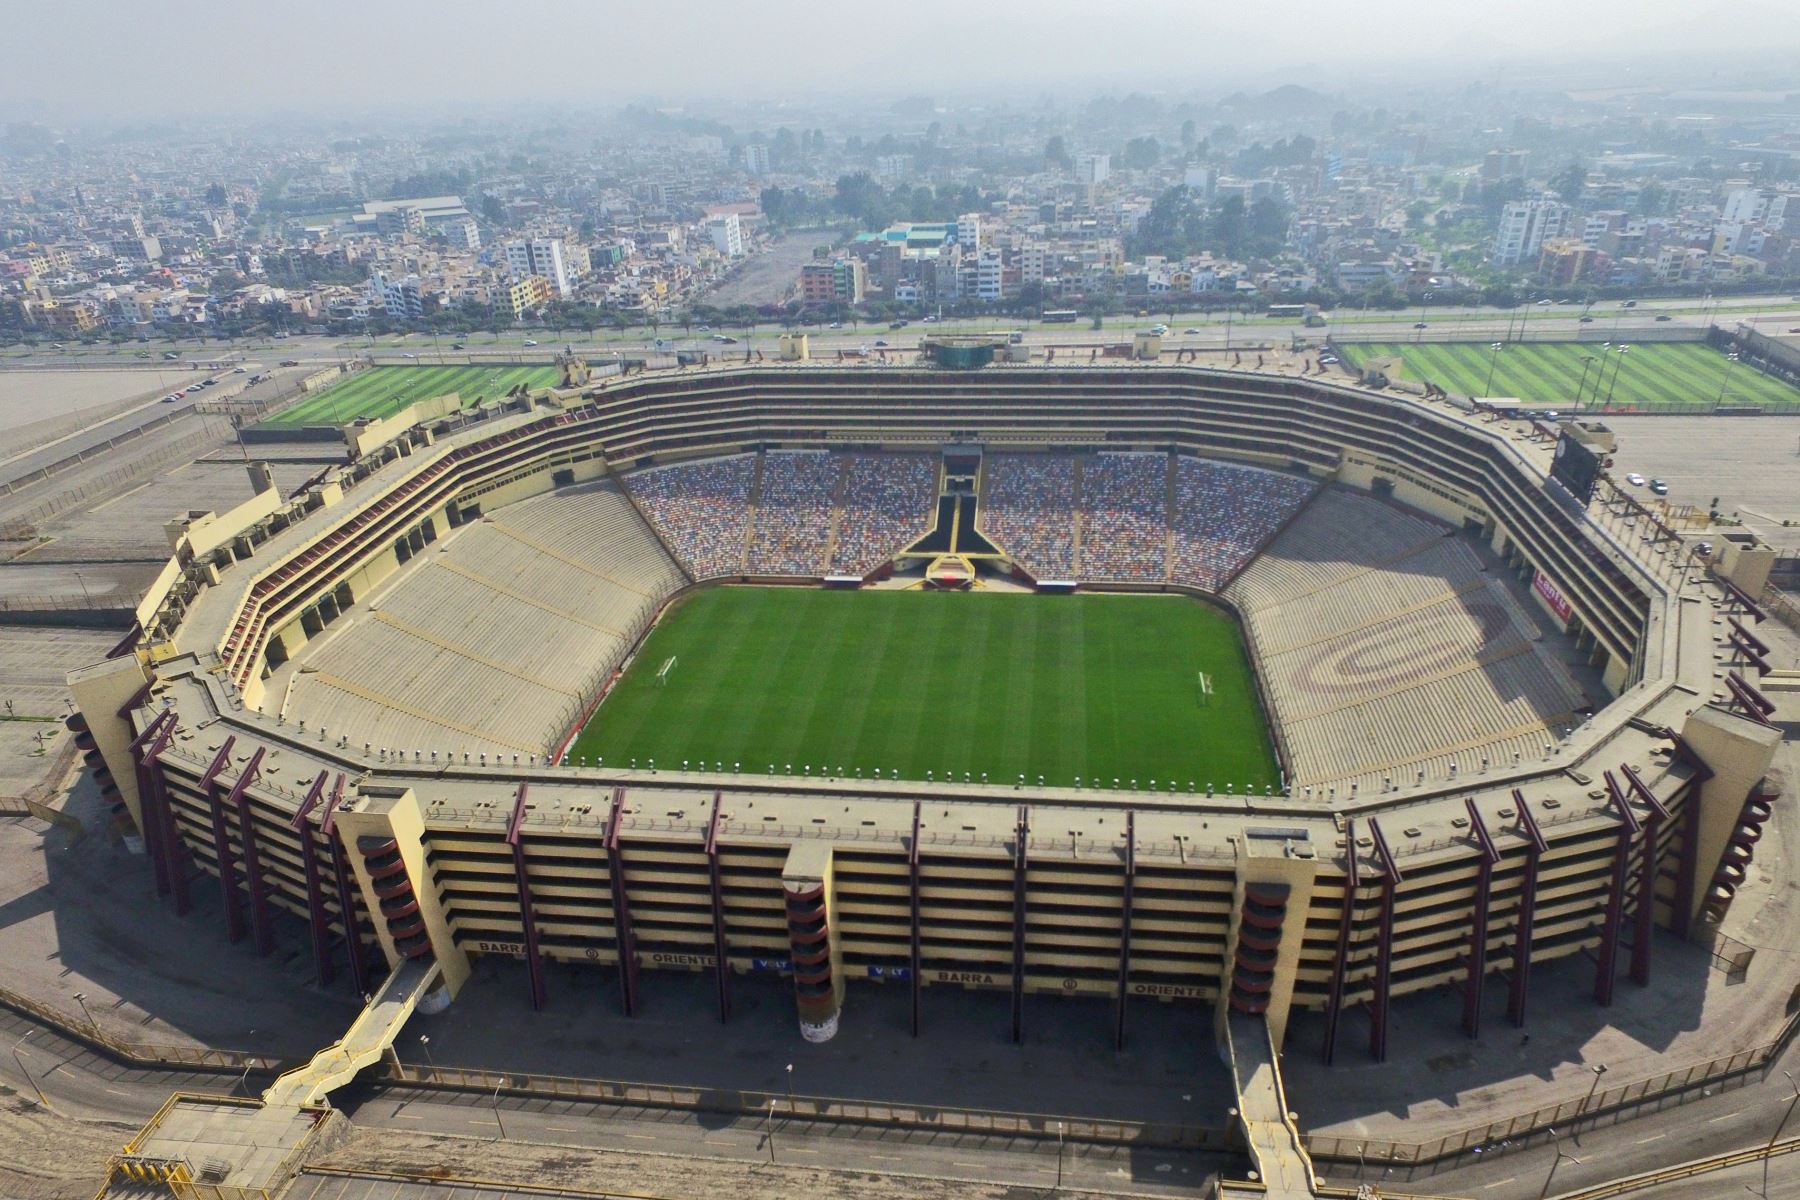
[262,364,562,428]
[570,587,1280,790]
[1336,340,1800,412]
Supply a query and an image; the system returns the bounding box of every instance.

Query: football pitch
[1336,340,1800,412]
[261,364,562,428]
[569,587,1280,791]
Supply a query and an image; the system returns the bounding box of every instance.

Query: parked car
[1625,472,1646,486]
[1650,479,1670,495]
[184,384,203,394]
[232,366,247,373]
[163,351,181,360]
[522,338,539,347]
[874,339,889,347]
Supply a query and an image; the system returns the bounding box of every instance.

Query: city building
[799,258,866,305]
[1079,153,1110,185]
[706,212,744,258]
[503,273,552,318]
[743,143,770,175]
[1493,199,1570,267]
[504,238,575,298]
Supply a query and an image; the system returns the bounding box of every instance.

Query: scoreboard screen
[1550,432,1602,504]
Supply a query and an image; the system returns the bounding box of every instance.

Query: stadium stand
[980,453,1079,578]
[281,481,682,757]
[1169,458,1320,592]
[747,450,838,575]
[1228,489,1587,791]
[830,453,940,575]
[627,453,756,579]
[1081,452,1171,582]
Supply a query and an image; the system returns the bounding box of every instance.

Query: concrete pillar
[1217,831,1319,1054]
[1677,706,1784,929]
[334,784,472,1000]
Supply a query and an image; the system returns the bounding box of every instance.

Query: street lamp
[1715,351,1741,408]
[490,1076,508,1140]
[785,1062,794,1107]
[10,1031,48,1110]
[1770,1070,1800,1151]
[765,1097,778,1163]
[1056,1120,1066,1190]
[1574,356,1597,411]
[1483,342,1504,398]
[419,1034,437,1080]
[1574,1064,1608,1144]
[71,991,95,1033]
[1539,1130,1580,1199]
[1603,344,1631,408]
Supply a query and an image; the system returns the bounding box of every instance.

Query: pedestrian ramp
[262,958,441,1107]
[1222,1012,1320,1199]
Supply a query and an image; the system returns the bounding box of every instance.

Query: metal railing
[1303,1005,1800,1167]
[374,1058,1229,1150]
[0,980,285,1074]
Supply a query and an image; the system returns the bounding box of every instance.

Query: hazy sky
[6,0,1800,120]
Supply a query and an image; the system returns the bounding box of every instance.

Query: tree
[1636,181,1668,217]
[1180,119,1196,149]
[1551,159,1586,204]
[1131,184,1205,259]
[204,183,227,207]
[1121,136,1161,170]
[1210,194,1248,258]
[1043,135,1073,173]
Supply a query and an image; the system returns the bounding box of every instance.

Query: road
[12,983,1800,1200]
[337,1082,1225,1197]
[8,295,1800,373]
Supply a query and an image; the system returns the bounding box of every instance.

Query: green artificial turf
[261,365,562,428]
[570,587,1280,791]
[1336,340,1800,412]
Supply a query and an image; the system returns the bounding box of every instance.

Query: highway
[6,295,1800,373]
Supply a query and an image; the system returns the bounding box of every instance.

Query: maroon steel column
[228,749,273,956]
[291,772,335,986]
[508,783,547,1011]
[1595,773,1642,1007]
[1010,806,1030,1045]
[1622,766,1669,988]
[908,798,922,1038]
[1463,798,1501,1039]
[202,741,247,945]
[606,787,639,1016]
[705,791,732,1023]
[146,729,192,916]
[128,712,178,898]
[1367,819,1403,1062]
[321,776,368,997]
[1113,810,1136,1052]
[1322,818,1358,1065]
[1509,791,1547,1027]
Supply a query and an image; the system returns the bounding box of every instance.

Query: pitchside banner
[1532,569,1575,627]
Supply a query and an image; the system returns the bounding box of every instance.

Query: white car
[522,338,539,347]
[232,366,247,373]
[1183,327,1201,334]
[402,352,418,359]
[1624,473,1646,487]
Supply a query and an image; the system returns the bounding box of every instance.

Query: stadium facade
[69,365,1784,1062]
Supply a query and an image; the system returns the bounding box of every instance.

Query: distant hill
[1218,84,1335,119]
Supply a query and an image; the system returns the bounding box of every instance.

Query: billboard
[1549,432,1603,504]
[1532,569,1575,626]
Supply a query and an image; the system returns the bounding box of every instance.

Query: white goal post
[1196,670,1214,706]
[657,656,678,687]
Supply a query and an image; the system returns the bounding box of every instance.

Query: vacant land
[1337,340,1800,412]
[572,587,1278,789]
[261,364,561,428]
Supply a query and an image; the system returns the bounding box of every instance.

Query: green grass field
[262,364,562,428]
[1336,340,1800,412]
[569,588,1279,791]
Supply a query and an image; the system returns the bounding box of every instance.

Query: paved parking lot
[1605,416,1800,551]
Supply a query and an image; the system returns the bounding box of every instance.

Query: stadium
[68,359,1785,1111]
